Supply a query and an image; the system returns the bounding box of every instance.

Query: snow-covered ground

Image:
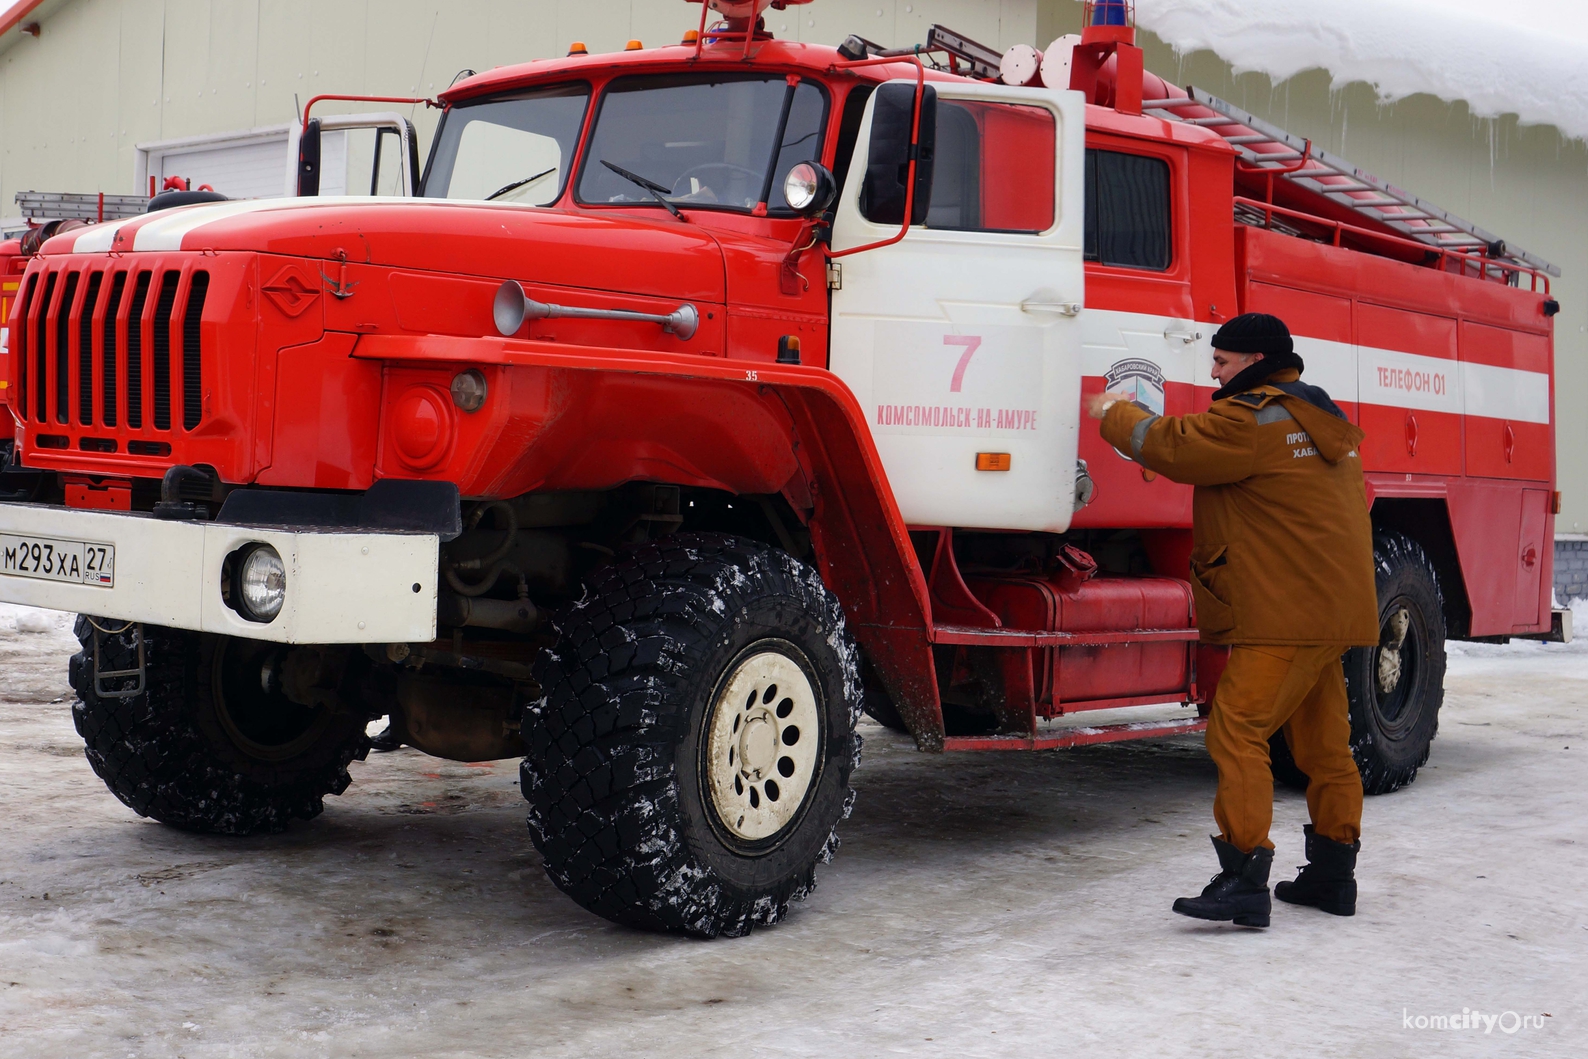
[0,604,1583,1058]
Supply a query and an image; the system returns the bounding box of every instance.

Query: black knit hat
[1211,313,1293,356]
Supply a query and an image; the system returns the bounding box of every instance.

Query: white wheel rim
[705,648,822,843]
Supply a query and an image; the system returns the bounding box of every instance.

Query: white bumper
[0,502,438,644]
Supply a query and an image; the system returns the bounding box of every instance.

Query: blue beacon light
[1093,0,1129,26]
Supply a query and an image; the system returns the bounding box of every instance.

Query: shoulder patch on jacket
[1254,403,1295,425]
[1229,391,1273,408]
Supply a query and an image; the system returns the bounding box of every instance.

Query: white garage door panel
[156,132,346,199]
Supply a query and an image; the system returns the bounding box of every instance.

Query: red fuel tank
[967,572,1195,713]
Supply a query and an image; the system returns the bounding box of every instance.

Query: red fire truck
[0,0,1564,937]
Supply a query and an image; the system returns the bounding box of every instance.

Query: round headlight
[238,545,286,622]
[782,162,835,216]
[784,163,819,211]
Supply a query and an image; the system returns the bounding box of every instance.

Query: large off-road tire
[1268,531,1446,795]
[521,533,862,938]
[68,621,372,834]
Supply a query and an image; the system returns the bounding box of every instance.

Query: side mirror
[297,118,322,197]
[860,83,936,226]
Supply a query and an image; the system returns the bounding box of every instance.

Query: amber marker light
[682,30,700,44]
[625,39,644,50]
[976,453,1012,472]
[567,41,588,56]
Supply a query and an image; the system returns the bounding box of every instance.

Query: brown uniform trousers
[1207,645,1363,849]
[1102,371,1378,853]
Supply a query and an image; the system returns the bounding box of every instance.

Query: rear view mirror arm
[825,56,926,260]
[300,93,441,132]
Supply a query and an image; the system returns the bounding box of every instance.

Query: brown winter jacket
[1100,370,1379,647]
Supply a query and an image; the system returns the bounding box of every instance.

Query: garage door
[146,128,349,200]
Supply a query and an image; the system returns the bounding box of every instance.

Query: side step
[930,623,1201,647]
[943,716,1208,752]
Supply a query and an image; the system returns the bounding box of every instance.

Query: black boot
[1172,836,1273,927]
[1274,825,1358,916]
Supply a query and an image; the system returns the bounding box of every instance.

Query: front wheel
[68,622,373,834]
[521,533,862,937]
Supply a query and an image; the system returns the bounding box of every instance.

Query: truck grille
[14,262,210,442]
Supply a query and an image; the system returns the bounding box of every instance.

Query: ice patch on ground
[1135,0,1588,140]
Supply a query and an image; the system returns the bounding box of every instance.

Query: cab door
[828,81,1086,532]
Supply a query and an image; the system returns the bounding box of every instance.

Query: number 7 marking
[945,335,982,393]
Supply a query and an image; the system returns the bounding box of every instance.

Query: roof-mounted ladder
[1142,87,1560,279]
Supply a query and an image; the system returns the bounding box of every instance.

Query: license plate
[0,534,116,587]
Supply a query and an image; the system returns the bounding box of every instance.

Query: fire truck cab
[0,0,1563,937]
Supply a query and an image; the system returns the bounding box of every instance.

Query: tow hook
[153,465,224,520]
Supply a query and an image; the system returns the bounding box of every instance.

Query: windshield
[577,74,827,213]
[423,84,590,203]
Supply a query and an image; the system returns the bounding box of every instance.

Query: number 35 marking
[945,335,983,393]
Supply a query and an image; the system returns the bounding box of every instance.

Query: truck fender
[350,335,949,749]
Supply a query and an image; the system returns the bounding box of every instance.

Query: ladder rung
[1224,135,1273,144]
[1187,116,1238,126]
[1242,151,1303,162]
[1331,195,1406,207]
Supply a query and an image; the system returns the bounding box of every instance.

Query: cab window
[1084,148,1171,270]
[423,84,590,204]
[925,100,1056,234]
[576,74,828,214]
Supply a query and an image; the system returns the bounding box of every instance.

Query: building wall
[2,0,1583,528]
[1554,539,1588,602]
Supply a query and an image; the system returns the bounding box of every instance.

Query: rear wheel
[1345,532,1446,793]
[1268,531,1446,795]
[68,622,372,834]
[521,533,862,937]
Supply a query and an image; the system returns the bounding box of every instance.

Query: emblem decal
[1104,358,1166,416]
[261,266,321,317]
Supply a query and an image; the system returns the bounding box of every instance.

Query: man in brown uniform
[1087,313,1379,928]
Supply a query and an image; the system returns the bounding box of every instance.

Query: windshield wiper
[486,167,558,202]
[601,160,685,221]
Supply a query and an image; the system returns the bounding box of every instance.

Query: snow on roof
[1135,0,1588,141]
